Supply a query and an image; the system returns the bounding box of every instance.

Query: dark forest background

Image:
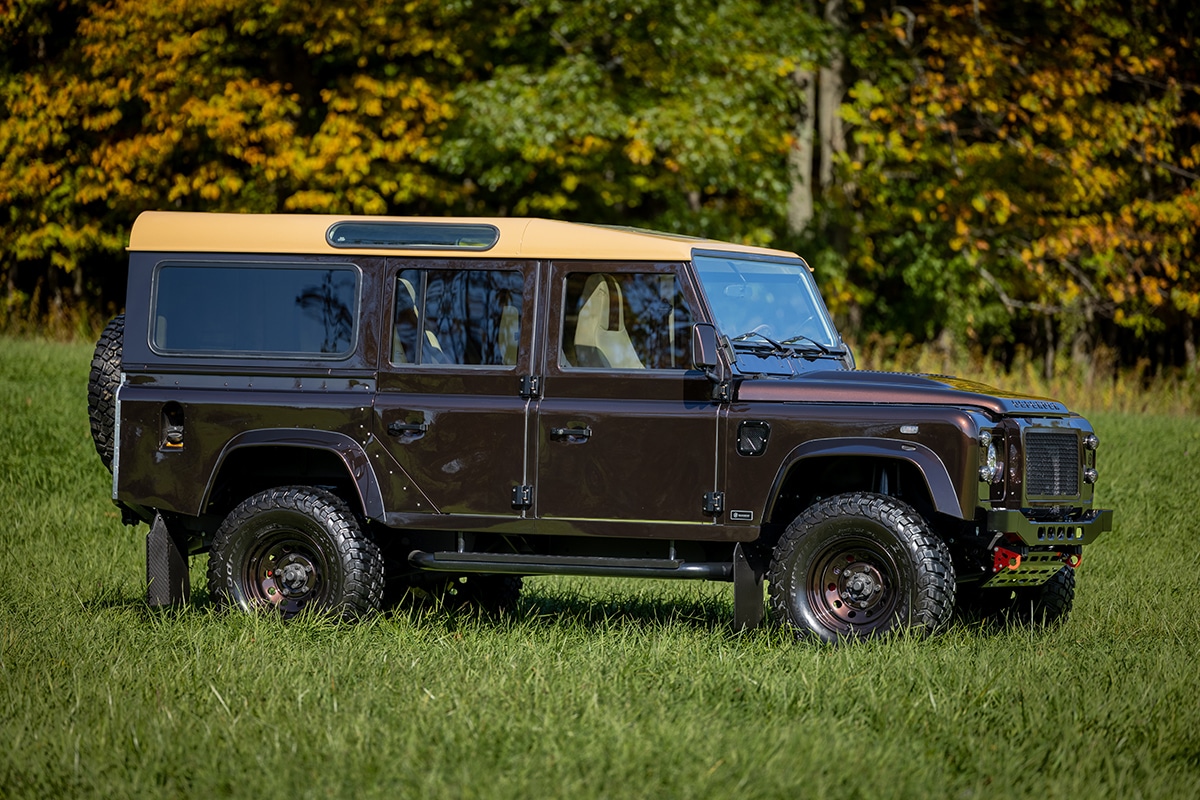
[3,0,1197,375]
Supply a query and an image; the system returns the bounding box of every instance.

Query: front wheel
[207,487,384,621]
[768,492,956,643]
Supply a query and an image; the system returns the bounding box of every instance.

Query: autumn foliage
[2,0,1196,369]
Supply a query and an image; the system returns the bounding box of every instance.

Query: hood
[735,370,1072,417]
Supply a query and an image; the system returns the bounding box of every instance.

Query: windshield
[693,253,839,350]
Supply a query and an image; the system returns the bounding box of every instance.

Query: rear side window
[151,263,360,357]
[391,269,524,366]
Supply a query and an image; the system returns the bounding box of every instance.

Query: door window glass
[391,269,523,366]
[560,272,693,370]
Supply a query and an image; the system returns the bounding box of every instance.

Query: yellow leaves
[625,135,654,167]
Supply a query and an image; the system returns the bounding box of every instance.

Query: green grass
[2,338,1198,799]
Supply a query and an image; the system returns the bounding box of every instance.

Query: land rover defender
[88,212,1113,642]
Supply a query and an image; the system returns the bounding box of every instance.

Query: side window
[152,263,358,357]
[391,269,523,366]
[561,272,693,370]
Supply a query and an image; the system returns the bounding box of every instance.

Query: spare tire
[88,314,124,472]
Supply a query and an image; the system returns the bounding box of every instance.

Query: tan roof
[128,211,799,262]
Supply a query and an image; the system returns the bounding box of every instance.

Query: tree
[1,0,483,316]
[823,0,1200,368]
[436,0,824,244]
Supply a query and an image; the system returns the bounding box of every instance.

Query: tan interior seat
[573,274,643,369]
[496,296,520,366]
[392,277,447,364]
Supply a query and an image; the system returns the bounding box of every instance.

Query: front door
[535,262,721,535]
[375,260,537,519]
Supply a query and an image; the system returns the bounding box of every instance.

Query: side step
[409,550,733,581]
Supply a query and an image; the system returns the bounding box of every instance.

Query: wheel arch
[764,438,967,527]
[202,429,385,522]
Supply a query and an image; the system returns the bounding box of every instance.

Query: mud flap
[146,513,190,606]
[733,543,764,631]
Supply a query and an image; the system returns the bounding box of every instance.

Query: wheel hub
[809,544,897,631]
[839,563,883,607]
[278,561,310,592]
[260,547,320,603]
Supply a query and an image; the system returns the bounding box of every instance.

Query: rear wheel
[769,492,956,643]
[207,486,384,621]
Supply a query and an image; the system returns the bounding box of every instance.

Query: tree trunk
[1185,315,1196,373]
[787,67,817,235]
[818,0,846,192]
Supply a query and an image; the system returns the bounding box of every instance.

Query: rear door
[374,259,538,519]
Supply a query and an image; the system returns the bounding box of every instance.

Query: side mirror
[691,323,720,370]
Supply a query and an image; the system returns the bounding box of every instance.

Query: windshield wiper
[731,329,787,351]
[780,334,841,356]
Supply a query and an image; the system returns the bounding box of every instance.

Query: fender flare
[765,437,966,521]
[202,429,386,521]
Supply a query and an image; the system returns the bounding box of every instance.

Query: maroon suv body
[89,212,1112,641]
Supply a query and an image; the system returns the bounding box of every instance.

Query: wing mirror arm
[691,323,731,401]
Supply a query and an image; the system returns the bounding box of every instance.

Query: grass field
[2,338,1198,799]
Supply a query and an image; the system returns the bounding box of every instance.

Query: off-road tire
[88,314,124,471]
[958,566,1075,628]
[207,486,384,621]
[768,492,956,643]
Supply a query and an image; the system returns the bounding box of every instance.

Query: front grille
[1025,430,1080,497]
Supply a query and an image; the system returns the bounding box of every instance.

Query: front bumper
[980,508,1113,587]
[986,508,1113,547]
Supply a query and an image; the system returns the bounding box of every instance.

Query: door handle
[550,426,592,441]
[388,421,428,436]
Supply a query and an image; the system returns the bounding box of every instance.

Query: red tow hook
[1062,552,1083,569]
[993,547,1022,573]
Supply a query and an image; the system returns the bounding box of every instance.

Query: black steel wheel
[207,487,384,621]
[958,566,1075,628]
[768,492,956,643]
[87,314,124,472]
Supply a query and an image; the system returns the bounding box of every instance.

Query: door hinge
[703,491,725,516]
[512,484,533,510]
[520,375,542,399]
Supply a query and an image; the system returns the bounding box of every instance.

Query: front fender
[766,437,968,521]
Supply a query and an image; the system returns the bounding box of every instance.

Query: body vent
[1025,430,1080,498]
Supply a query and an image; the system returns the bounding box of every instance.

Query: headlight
[978,432,1003,483]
